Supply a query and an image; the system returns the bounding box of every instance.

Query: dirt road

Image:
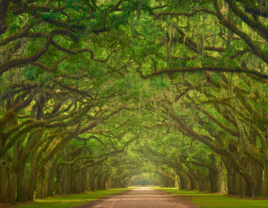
[75,187,198,208]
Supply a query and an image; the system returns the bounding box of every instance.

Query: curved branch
[138,66,268,80]
[212,0,268,65]
[225,0,268,42]
[0,29,79,76]
[153,8,216,17]
[195,105,239,137]
[75,135,106,147]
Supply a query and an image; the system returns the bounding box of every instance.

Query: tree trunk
[264,164,268,195]
[254,161,263,196]
[7,140,20,204]
[81,170,86,193]
[70,170,75,193]
[85,168,90,191]
[209,170,219,192]
[179,175,186,189]
[90,168,98,191]
[16,162,26,202]
[106,177,111,189]
[48,159,59,196]
[103,174,110,190]
[7,171,18,204]
[199,175,208,191]
[226,163,234,194]
[61,166,68,194]
[26,150,38,200]
[97,173,103,190]
[255,164,263,196]
[56,166,63,194]
[43,163,51,198]
[242,157,255,197]
[232,166,238,195]
[112,178,117,188]
[218,161,227,193]
[0,152,9,203]
[185,173,196,190]
[66,167,70,194]
[75,171,82,193]
[35,167,45,199]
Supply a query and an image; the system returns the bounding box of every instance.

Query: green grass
[156,188,268,208]
[14,189,129,208]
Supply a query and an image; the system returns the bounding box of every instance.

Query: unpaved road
[75,187,198,208]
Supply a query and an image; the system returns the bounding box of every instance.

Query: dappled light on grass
[157,188,268,208]
[15,189,129,208]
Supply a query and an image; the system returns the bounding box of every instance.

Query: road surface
[75,187,198,208]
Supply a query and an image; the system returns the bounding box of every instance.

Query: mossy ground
[9,189,129,208]
[155,188,268,208]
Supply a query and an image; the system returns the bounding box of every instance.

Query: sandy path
[74,187,198,208]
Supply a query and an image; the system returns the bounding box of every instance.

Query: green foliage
[2,0,268,203]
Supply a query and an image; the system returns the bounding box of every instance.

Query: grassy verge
[11,188,129,208]
[155,188,268,208]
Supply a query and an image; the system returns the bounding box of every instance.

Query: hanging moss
[137,0,142,20]
[187,19,190,34]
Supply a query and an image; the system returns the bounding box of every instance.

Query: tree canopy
[1,0,268,204]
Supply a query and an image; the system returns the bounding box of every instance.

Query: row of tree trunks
[35,164,112,199]
[4,142,112,203]
[176,163,223,193]
[178,155,263,196]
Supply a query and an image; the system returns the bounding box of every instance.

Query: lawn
[12,188,129,208]
[155,188,268,208]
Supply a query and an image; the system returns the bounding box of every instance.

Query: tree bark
[209,170,219,192]
[7,171,18,204]
[0,152,9,203]
[264,163,268,195]
[43,163,51,198]
[7,140,20,204]
[16,162,27,202]
[35,167,45,199]
[0,0,11,35]
[56,166,63,194]
[97,173,103,190]
[26,128,45,201]
[178,172,187,190]
[61,166,68,194]
[26,149,38,201]
[48,154,60,196]
[103,173,110,190]
[90,167,99,191]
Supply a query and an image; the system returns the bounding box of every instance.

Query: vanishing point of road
[75,187,198,208]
